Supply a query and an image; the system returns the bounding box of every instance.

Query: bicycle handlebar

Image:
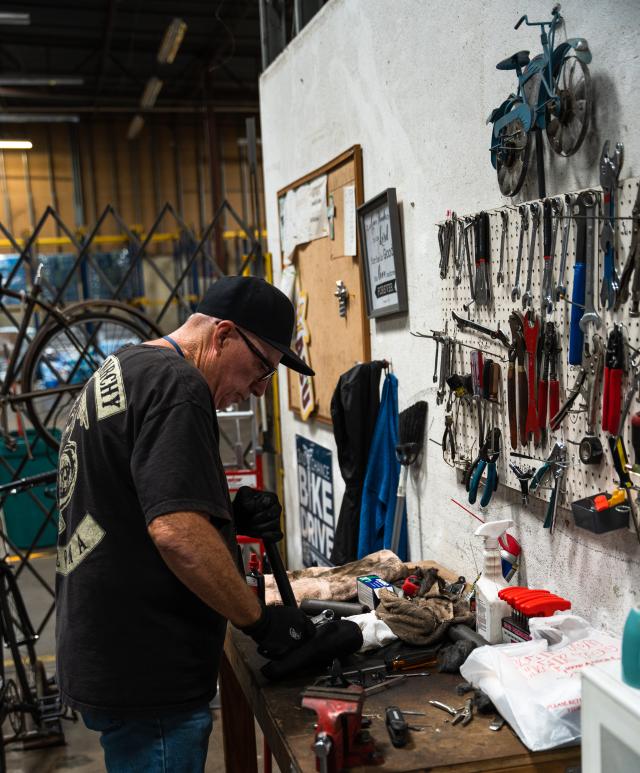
[514,15,526,30]
[515,7,562,31]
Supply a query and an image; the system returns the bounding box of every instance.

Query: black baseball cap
[196,275,315,376]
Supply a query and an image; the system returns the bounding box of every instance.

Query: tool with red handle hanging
[523,310,541,446]
[602,325,624,435]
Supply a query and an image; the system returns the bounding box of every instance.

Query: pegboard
[437,176,640,517]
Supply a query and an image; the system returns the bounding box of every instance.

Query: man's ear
[213,320,235,350]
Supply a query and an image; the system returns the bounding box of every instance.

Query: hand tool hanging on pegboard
[522,202,541,310]
[524,309,541,446]
[537,321,560,446]
[497,209,508,286]
[473,211,491,307]
[436,334,452,406]
[599,141,623,310]
[530,441,568,533]
[466,427,501,507]
[616,178,640,314]
[511,205,528,302]
[507,311,527,449]
[602,325,624,435]
[578,190,602,336]
[463,217,475,310]
[454,215,464,286]
[578,336,604,465]
[568,192,588,364]
[471,349,484,446]
[438,215,455,280]
[541,198,562,318]
[451,312,510,347]
[555,193,575,302]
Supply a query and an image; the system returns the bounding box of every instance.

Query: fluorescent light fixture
[127,114,145,140]
[0,12,30,25]
[0,75,84,86]
[0,114,79,123]
[0,140,33,149]
[157,18,187,64]
[140,76,163,109]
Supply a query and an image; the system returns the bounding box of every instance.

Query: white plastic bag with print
[459,614,621,751]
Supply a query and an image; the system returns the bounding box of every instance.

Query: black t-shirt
[55,343,236,716]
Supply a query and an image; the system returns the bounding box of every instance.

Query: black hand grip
[515,15,526,29]
[263,539,298,608]
[543,199,552,255]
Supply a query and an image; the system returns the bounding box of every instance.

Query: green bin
[0,431,58,550]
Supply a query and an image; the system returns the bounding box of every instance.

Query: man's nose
[251,379,270,398]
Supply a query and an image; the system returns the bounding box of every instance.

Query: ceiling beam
[94,0,118,99]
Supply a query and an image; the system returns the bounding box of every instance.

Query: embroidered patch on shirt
[56,513,106,576]
[94,355,127,420]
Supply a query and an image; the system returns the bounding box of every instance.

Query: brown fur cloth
[375,588,474,646]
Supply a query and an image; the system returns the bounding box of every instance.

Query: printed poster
[296,435,334,567]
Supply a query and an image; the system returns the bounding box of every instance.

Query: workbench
[220,627,582,773]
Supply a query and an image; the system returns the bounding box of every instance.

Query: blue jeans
[82,706,213,772]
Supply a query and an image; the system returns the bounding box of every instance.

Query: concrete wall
[260,0,640,634]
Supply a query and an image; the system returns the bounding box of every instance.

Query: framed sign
[357,187,408,318]
[296,435,334,567]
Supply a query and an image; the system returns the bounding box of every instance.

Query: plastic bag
[460,614,620,751]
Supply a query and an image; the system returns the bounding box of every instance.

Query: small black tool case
[571,495,629,534]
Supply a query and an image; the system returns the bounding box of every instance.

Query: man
[56,275,315,772]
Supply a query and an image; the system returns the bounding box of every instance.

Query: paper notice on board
[307,175,329,241]
[343,185,356,256]
[281,189,298,260]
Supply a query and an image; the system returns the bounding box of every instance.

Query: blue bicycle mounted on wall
[487,5,592,197]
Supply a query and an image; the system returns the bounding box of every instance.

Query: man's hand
[240,605,315,660]
[233,487,283,543]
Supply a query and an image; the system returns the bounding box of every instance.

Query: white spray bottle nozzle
[475,519,514,548]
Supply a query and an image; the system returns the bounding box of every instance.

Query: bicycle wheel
[496,116,531,197]
[21,311,152,451]
[546,56,591,157]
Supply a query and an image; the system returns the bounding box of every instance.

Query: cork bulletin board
[278,146,370,424]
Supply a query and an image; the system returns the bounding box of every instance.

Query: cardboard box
[357,574,396,610]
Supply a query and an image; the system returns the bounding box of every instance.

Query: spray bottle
[475,519,514,644]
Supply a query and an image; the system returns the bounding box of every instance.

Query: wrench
[579,191,602,333]
[497,209,508,286]
[555,194,575,300]
[464,219,475,303]
[511,205,528,302]
[522,202,540,310]
[454,217,464,286]
[599,141,623,310]
[541,198,562,317]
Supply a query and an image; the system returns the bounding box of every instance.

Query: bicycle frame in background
[487,4,592,197]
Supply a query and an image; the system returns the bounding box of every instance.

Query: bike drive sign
[296,435,334,567]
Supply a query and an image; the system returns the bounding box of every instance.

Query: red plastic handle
[606,368,623,434]
[549,379,560,420]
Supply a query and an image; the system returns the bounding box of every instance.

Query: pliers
[466,427,501,507]
[602,324,624,435]
[442,414,456,462]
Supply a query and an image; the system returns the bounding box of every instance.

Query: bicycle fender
[486,96,512,126]
[494,101,534,135]
[552,39,592,71]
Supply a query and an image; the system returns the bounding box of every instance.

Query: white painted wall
[260,0,640,634]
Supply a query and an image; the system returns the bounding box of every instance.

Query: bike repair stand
[535,128,546,199]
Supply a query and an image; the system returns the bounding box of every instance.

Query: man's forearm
[148,511,262,629]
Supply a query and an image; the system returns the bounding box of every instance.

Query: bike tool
[537,321,560,446]
[385,706,424,748]
[599,141,623,311]
[555,193,575,302]
[509,463,535,505]
[507,311,527,449]
[522,202,541,310]
[511,205,528,302]
[541,197,562,318]
[473,212,491,308]
[616,176,640,315]
[496,209,508,286]
[602,325,624,436]
[578,336,605,465]
[463,217,476,309]
[467,427,501,507]
[524,309,541,446]
[578,190,602,335]
[530,441,568,534]
[568,192,588,365]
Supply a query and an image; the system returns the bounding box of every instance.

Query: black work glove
[240,605,315,660]
[232,486,283,543]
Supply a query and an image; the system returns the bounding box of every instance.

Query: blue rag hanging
[357,372,406,560]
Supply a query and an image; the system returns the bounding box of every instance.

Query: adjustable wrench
[511,205,528,302]
[497,209,508,286]
[579,191,602,333]
[541,198,562,317]
[555,194,575,301]
[599,141,623,310]
[522,202,540,310]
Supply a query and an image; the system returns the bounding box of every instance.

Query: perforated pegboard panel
[439,176,640,515]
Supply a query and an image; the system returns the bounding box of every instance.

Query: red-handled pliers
[602,325,624,434]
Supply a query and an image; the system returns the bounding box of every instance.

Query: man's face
[212,324,282,409]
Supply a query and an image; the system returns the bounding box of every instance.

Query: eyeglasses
[236,327,277,382]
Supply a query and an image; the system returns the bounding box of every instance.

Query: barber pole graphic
[294,287,315,420]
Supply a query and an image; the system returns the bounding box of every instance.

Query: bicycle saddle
[496,50,530,71]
